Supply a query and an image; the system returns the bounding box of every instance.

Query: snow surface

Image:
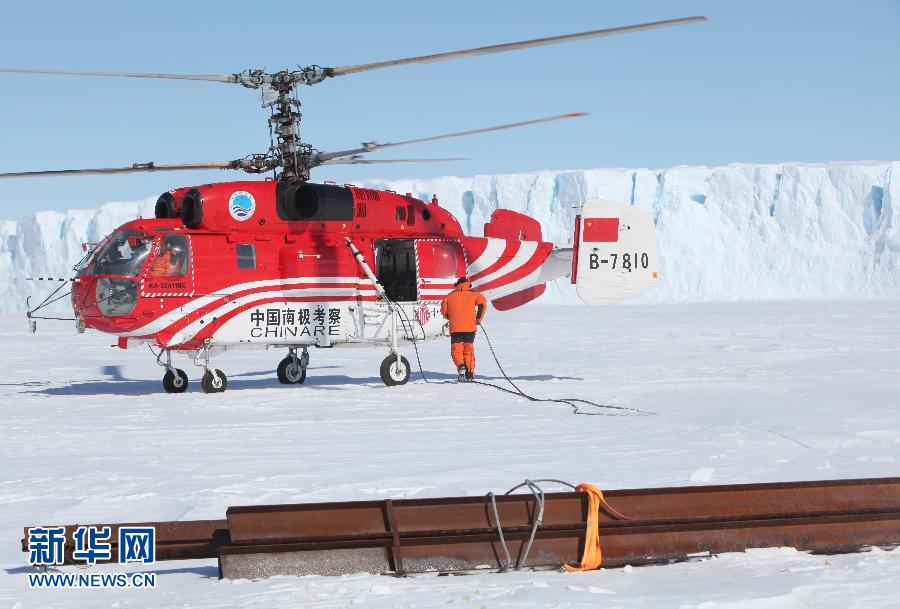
[0,300,898,608]
[2,161,898,312]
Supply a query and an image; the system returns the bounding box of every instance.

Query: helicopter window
[90,230,153,277]
[406,205,415,226]
[375,239,418,302]
[395,206,406,222]
[96,277,139,317]
[422,242,459,279]
[236,244,256,269]
[421,208,432,221]
[150,234,190,277]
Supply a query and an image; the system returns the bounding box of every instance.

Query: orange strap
[565,483,632,572]
[564,483,604,571]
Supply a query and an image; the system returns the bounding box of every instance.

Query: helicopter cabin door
[374,239,418,302]
[413,239,467,333]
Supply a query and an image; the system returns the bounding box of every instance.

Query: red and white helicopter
[1,16,704,392]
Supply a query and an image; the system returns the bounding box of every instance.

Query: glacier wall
[1,161,897,313]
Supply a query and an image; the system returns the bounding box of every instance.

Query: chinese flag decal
[583,217,619,242]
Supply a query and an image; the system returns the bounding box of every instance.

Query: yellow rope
[564,483,606,572]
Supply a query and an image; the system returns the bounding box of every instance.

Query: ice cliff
[1,161,897,312]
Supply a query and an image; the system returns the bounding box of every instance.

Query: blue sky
[0,0,898,219]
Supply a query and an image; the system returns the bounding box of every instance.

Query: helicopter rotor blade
[0,67,239,84]
[325,16,707,78]
[0,17,707,90]
[319,157,469,166]
[317,112,587,163]
[0,161,243,179]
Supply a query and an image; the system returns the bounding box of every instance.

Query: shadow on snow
[15,365,582,397]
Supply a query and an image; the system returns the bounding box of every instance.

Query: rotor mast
[269,77,305,180]
[231,68,330,180]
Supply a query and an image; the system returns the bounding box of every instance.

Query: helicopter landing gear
[344,237,410,387]
[155,347,189,393]
[277,347,308,384]
[194,339,228,394]
[201,369,228,393]
[163,368,189,393]
[380,353,411,386]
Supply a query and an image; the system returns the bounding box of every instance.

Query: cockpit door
[140,233,194,297]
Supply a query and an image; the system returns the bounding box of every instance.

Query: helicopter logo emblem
[415,305,431,325]
[229,191,256,221]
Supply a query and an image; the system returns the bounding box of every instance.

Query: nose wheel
[380,354,411,386]
[277,347,308,384]
[155,347,190,393]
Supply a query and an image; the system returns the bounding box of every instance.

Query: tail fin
[572,200,659,305]
[484,209,543,241]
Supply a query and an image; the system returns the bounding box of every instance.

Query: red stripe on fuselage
[476,243,552,292]
[460,238,487,263]
[468,240,520,282]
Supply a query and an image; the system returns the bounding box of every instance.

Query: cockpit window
[73,242,99,277]
[150,234,190,277]
[90,230,153,277]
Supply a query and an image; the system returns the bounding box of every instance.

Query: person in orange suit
[150,242,177,276]
[440,277,487,382]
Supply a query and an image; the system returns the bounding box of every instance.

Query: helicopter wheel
[380,354,411,387]
[201,369,228,394]
[277,356,307,384]
[162,368,189,393]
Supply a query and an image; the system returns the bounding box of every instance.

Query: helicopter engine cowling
[164,182,277,231]
[181,188,203,227]
[279,182,355,222]
[155,192,176,219]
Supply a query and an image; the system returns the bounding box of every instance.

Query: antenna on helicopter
[0,16,706,182]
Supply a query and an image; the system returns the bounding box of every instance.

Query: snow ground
[0,300,898,608]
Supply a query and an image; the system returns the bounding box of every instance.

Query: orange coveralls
[150,250,175,276]
[440,280,487,375]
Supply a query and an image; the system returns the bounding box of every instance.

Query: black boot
[465,369,474,382]
[457,365,467,382]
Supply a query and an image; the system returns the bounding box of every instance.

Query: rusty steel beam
[217,478,900,577]
[216,511,900,578]
[598,477,900,521]
[225,493,587,544]
[216,510,900,578]
[597,511,900,567]
[21,478,900,577]
[224,477,900,546]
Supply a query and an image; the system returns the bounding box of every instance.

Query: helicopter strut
[263,73,311,181]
